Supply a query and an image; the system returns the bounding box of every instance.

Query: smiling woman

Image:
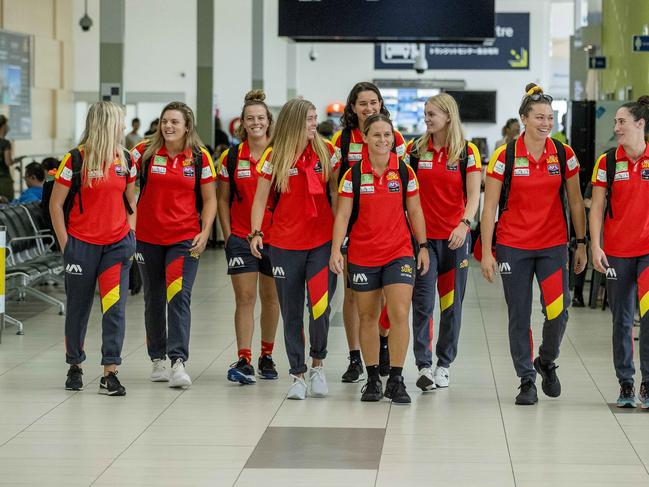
[479,83,587,407]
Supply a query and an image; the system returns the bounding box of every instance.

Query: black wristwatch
[460,218,471,228]
[418,241,429,249]
[575,238,587,245]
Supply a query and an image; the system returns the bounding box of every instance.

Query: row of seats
[0,203,64,335]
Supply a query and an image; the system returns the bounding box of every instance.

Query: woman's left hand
[574,244,587,274]
[448,224,467,250]
[189,230,210,256]
[417,248,430,276]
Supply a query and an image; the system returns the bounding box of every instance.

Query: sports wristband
[418,242,429,249]
[576,238,587,245]
[460,218,471,228]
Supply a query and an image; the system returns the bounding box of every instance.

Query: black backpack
[499,138,569,236]
[337,128,398,184]
[226,143,242,206]
[347,159,412,240]
[603,148,618,219]
[408,140,471,197]
[139,147,205,213]
[42,148,134,231]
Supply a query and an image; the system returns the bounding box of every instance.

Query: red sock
[261,341,274,357]
[379,304,391,330]
[238,348,252,364]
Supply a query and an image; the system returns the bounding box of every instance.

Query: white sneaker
[308,366,328,398]
[169,360,192,388]
[287,375,307,400]
[150,359,169,382]
[416,367,436,391]
[434,366,449,388]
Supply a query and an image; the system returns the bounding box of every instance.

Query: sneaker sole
[640,403,649,410]
[416,376,436,392]
[617,401,637,408]
[361,394,383,402]
[341,373,365,383]
[390,398,411,405]
[227,370,256,385]
[258,372,279,380]
[309,390,328,398]
[65,385,83,391]
[150,375,169,382]
[169,378,192,388]
[98,387,126,397]
[515,398,538,405]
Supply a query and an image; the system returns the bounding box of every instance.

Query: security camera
[414,48,428,74]
[309,46,318,62]
[79,13,93,31]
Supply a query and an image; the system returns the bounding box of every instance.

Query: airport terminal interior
[2,0,649,485]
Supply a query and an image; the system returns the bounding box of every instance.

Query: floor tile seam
[564,331,649,475]
[88,338,235,486]
[0,341,61,378]
[0,341,146,450]
[471,269,517,487]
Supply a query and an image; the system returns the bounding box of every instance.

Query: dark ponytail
[621,96,649,134]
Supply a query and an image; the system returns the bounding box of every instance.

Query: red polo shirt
[405,139,482,240]
[217,141,273,243]
[486,134,579,250]
[258,141,334,250]
[331,128,407,172]
[54,147,136,245]
[592,144,649,257]
[339,152,419,267]
[131,141,216,246]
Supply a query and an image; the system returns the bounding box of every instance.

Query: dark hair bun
[637,95,649,106]
[525,83,542,94]
[245,90,266,103]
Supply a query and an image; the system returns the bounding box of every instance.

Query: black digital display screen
[278,0,495,42]
[445,91,497,124]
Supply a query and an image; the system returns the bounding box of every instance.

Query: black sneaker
[99,371,126,396]
[227,358,256,385]
[379,346,390,377]
[533,357,561,397]
[360,377,383,402]
[65,365,83,391]
[571,295,585,308]
[258,355,278,380]
[384,375,411,405]
[341,356,364,383]
[617,382,636,408]
[515,378,538,405]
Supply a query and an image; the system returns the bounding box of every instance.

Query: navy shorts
[348,256,416,292]
[225,234,272,277]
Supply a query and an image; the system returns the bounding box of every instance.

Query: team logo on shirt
[237,169,251,178]
[418,161,433,170]
[131,147,141,161]
[201,166,212,179]
[547,155,559,165]
[446,163,458,172]
[360,185,375,194]
[341,180,353,193]
[642,160,649,169]
[114,164,126,176]
[238,160,250,169]
[615,172,629,181]
[314,161,323,173]
[642,169,649,181]
[153,155,167,166]
[289,167,298,177]
[183,166,195,177]
[515,157,528,168]
[597,168,607,182]
[547,164,560,176]
[567,156,578,171]
[261,160,273,175]
[348,143,363,161]
[183,159,193,167]
[494,161,506,175]
[616,161,628,172]
[386,172,399,181]
[388,180,400,192]
[514,168,529,176]
[151,166,166,175]
[467,154,476,168]
[361,174,374,185]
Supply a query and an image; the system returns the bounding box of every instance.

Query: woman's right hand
[591,244,609,274]
[329,249,344,275]
[250,236,263,259]
[481,252,497,283]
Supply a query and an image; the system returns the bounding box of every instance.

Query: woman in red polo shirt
[404,93,482,392]
[331,82,407,383]
[131,101,217,389]
[480,84,587,406]
[50,101,137,396]
[217,90,279,385]
[250,98,337,401]
[330,113,429,404]
[590,96,649,409]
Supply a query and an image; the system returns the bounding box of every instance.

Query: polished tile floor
[0,248,648,486]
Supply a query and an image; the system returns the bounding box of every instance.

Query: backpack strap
[337,128,352,184]
[398,160,414,239]
[193,147,204,214]
[409,139,421,174]
[227,144,240,206]
[551,138,570,239]
[139,153,151,201]
[604,148,617,219]
[498,141,517,218]
[459,141,469,198]
[122,150,134,215]
[347,163,362,234]
[64,148,84,224]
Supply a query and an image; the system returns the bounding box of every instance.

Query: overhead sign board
[0,29,31,139]
[589,56,607,69]
[633,35,649,52]
[375,13,529,70]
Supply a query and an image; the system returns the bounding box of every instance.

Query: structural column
[196,0,214,145]
[99,0,125,104]
[252,0,264,90]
